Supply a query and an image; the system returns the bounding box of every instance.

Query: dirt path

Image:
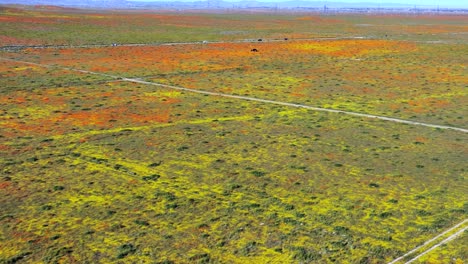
[0,36,365,51]
[405,226,467,263]
[388,219,468,264]
[1,36,455,51]
[1,57,467,133]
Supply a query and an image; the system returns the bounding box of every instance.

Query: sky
[131,0,467,8]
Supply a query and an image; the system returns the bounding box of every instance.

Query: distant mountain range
[0,0,465,10]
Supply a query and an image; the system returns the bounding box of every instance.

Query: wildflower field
[0,5,467,263]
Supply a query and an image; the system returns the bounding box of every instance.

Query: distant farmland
[0,6,467,263]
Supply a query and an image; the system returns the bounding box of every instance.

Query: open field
[1,6,468,46]
[5,38,466,128]
[1,6,467,263]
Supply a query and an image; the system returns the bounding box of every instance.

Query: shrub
[251,170,266,177]
[116,243,136,259]
[6,252,32,264]
[165,203,179,209]
[148,161,162,167]
[379,211,392,218]
[240,241,258,256]
[188,253,211,263]
[134,219,150,226]
[292,247,321,261]
[43,247,73,263]
[142,174,160,181]
[157,261,175,264]
[41,205,53,211]
[177,146,189,151]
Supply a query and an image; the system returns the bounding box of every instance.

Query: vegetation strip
[0,36,365,51]
[47,114,254,142]
[388,219,468,264]
[1,57,467,133]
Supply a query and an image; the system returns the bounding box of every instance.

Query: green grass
[0,6,467,263]
[1,78,466,263]
[1,6,467,46]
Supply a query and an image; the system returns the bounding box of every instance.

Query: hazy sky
[131,0,467,8]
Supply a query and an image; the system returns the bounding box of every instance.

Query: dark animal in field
[251,48,258,52]
[284,38,288,40]
[258,39,262,41]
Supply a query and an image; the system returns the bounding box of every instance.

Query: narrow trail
[1,57,467,133]
[0,36,364,51]
[388,219,468,264]
[0,36,454,51]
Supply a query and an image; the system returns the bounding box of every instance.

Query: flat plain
[0,6,467,263]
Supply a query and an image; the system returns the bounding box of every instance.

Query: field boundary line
[0,36,366,50]
[1,36,452,51]
[388,219,468,264]
[1,57,467,133]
